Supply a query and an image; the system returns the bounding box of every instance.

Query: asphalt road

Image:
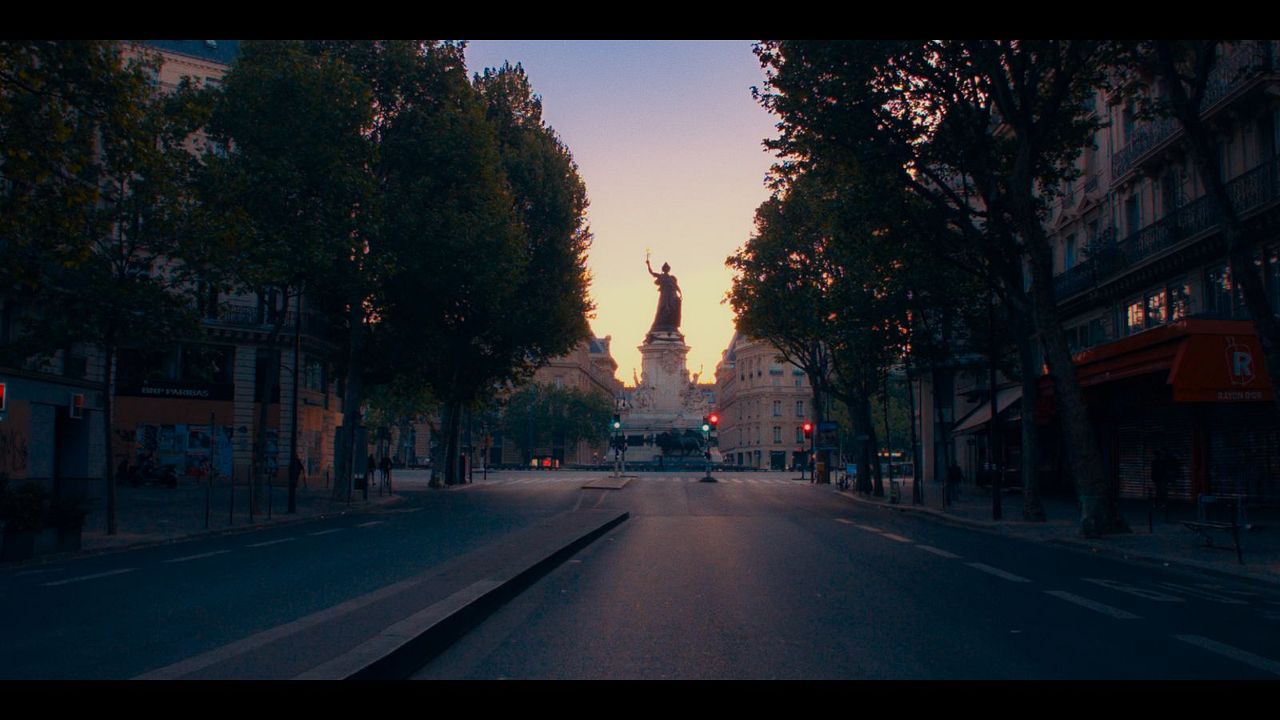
[412,474,1280,680]
[0,472,585,680]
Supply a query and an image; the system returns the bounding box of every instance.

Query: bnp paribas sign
[117,380,234,402]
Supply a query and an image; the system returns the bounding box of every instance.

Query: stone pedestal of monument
[638,331,689,415]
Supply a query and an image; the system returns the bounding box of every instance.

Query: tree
[374,59,594,486]
[1,41,211,534]
[756,40,1117,534]
[498,383,612,465]
[205,40,376,507]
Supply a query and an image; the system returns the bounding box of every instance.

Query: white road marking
[854,524,883,533]
[835,518,854,525]
[1155,582,1248,604]
[245,538,296,548]
[164,550,231,564]
[916,545,961,559]
[44,568,136,586]
[1045,590,1140,619]
[1175,635,1280,676]
[14,568,65,577]
[356,521,385,528]
[967,563,1031,583]
[881,533,912,543]
[1083,578,1183,602]
[308,529,343,536]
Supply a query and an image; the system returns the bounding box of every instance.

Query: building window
[1125,299,1145,335]
[1064,234,1077,271]
[255,349,281,403]
[1144,289,1167,329]
[1169,280,1192,321]
[304,356,325,392]
[773,426,781,444]
[1267,246,1280,313]
[795,400,805,417]
[772,400,781,417]
[1124,193,1142,237]
[1205,264,1232,317]
[1089,318,1106,347]
[795,427,804,444]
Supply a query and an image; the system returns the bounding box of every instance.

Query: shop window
[1125,299,1145,335]
[1144,289,1167,329]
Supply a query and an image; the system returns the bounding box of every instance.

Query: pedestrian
[380,455,392,491]
[290,454,306,490]
[365,454,375,490]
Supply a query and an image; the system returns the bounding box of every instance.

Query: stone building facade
[714,332,813,470]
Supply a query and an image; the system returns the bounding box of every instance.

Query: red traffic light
[708,412,719,427]
[802,422,813,438]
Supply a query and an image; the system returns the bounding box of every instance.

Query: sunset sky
[463,40,779,386]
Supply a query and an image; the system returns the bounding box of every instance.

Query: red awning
[1037,319,1273,416]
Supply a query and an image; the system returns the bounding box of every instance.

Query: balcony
[1111,42,1274,180]
[1055,155,1280,300]
[200,301,334,339]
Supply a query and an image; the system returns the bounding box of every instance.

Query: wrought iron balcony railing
[1111,42,1274,180]
[1055,155,1280,300]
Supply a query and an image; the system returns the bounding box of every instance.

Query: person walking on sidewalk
[379,455,392,492]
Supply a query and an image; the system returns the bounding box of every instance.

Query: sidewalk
[838,477,1280,587]
[68,476,402,559]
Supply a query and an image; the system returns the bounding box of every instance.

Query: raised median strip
[135,508,628,680]
[294,508,629,680]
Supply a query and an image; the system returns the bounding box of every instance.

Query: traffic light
[802,422,813,439]
[0,382,6,412]
[700,416,711,433]
[708,412,719,429]
[611,414,622,431]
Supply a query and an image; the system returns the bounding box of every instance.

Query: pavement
[835,475,1280,588]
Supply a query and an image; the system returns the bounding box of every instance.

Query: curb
[297,509,630,680]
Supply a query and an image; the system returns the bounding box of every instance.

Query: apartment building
[715,332,814,470]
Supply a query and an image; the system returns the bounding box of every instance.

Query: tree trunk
[444,400,463,485]
[101,344,117,535]
[1025,227,1126,536]
[253,286,290,514]
[1012,317,1046,521]
[334,298,365,501]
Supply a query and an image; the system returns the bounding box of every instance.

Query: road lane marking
[136,578,421,680]
[1155,582,1248,604]
[14,568,66,577]
[853,524,883,533]
[245,538,296,548]
[1175,635,1280,676]
[44,568,136,586]
[881,533,912,543]
[1083,578,1183,602]
[1045,590,1140,619]
[835,518,854,525]
[967,563,1031,583]
[308,529,343,536]
[356,521,386,528]
[916,545,960,559]
[165,550,231,564]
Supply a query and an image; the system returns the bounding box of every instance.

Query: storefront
[1042,319,1277,503]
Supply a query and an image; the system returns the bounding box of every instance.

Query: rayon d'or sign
[1170,333,1273,403]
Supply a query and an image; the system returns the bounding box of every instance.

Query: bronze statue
[646,256,682,337]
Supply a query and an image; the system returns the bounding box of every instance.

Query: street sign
[817,421,838,450]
